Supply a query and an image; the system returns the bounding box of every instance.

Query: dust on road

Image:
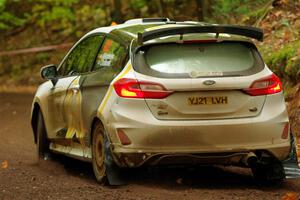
[0,92,299,200]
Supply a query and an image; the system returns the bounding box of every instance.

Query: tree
[0,0,27,30]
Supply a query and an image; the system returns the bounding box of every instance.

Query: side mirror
[41,64,58,86]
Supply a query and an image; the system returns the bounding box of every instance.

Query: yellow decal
[66,127,76,139]
[118,63,133,80]
[72,77,79,85]
[98,64,133,114]
[98,87,114,114]
[64,76,85,143]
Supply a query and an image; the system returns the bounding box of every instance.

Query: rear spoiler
[137,25,263,45]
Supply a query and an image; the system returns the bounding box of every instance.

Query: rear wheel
[36,111,50,160]
[92,122,107,184]
[251,162,285,183]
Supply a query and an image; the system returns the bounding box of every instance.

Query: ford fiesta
[30,18,298,185]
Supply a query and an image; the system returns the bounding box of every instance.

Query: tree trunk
[156,0,164,17]
[112,0,123,23]
[195,0,211,21]
[195,0,204,21]
[159,0,168,17]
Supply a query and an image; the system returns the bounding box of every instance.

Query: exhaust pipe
[242,152,258,167]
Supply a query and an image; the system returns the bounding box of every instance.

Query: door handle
[70,85,80,93]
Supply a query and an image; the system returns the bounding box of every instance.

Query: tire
[36,111,50,160]
[251,162,285,183]
[92,122,107,184]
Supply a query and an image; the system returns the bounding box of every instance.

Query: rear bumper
[112,145,290,168]
[106,94,290,167]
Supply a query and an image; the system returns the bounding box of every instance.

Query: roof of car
[87,19,256,45]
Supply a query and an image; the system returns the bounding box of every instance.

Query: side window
[93,37,128,83]
[58,35,104,76]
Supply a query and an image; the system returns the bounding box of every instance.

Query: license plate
[188,96,228,105]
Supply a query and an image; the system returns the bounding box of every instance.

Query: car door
[62,34,106,146]
[76,35,128,146]
[46,44,82,139]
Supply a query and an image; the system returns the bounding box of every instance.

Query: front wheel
[36,111,50,160]
[92,122,107,184]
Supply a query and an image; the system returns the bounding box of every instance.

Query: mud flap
[104,136,126,186]
[283,133,300,179]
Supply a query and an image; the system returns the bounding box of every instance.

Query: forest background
[0,0,299,99]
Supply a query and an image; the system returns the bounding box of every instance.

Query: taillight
[243,74,282,96]
[113,78,173,99]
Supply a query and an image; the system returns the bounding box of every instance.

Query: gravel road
[0,92,299,200]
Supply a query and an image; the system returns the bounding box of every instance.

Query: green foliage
[30,0,78,36]
[0,50,67,85]
[35,53,50,63]
[211,0,270,24]
[29,0,108,37]
[0,0,272,32]
[130,0,147,10]
[262,40,300,84]
[0,0,27,30]
[34,6,75,25]
[0,0,6,10]
[0,0,299,88]
[0,11,26,29]
[75,5,107,37]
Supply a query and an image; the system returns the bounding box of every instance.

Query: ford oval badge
[203,80,216,86]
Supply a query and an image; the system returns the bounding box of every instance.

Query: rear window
[133,42,264,78]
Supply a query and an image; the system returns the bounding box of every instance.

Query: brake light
[113,78,173,99]
[183,39,217,44]
[243,74,282,96]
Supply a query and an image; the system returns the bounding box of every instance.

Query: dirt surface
[0,93,300,200]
